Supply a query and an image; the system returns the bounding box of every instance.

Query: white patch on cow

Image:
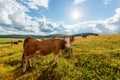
[36,39,41,41]
[64,38,71,48]
[55,55,58,64]
[23,58,27,72]
[35,50,41,54]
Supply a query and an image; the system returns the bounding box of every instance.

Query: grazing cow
[93,34,99,36]
[62,35,74,43]
[22,37,71,72]
[11,41,18,46]
[81,34,87,38]
[18,40,23,43]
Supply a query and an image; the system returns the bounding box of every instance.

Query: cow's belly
[35,49,53,56]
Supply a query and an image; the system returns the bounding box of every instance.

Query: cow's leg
[54,49,59,65]
[56,55,58,64]
[28,58,32,67]
[54,54,59,65]
[23,58,27,72]
[22,53,27,72]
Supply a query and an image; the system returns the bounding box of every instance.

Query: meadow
[0,34,120,80]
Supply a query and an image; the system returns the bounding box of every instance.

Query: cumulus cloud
[104,8,120,33]
[103,0,112,4]
[17,0,49,9]
[36,18,68,35]
[74,0,86,4]
[0,0,49,35]
[0,0,26,24]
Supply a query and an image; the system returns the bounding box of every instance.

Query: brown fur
[22,37,69,72]
[23,37,66,56]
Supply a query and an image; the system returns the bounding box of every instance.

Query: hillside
[0,34,120,80]
[0,33,99,38]
[0,34,46,38]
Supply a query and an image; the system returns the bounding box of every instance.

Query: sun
[71,9,82,20]
[72,10,80,20]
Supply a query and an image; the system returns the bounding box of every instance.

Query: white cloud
[36,18,68,35]
[0,0,49,35]
[0,0,28,24]
[103,0,112,4]
[19,0,49,9]
[104,8,120,33]
[74,0,86,5]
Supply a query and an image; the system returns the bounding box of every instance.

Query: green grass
[0,34,120,80]
[0,38,23,44]
[0,38,12,44]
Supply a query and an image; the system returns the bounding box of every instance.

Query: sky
[0,0,120,35]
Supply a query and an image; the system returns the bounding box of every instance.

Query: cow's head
[62,35,74,44]
[64,37,71,49]
[61,37,73,55]
[61,37,72,51]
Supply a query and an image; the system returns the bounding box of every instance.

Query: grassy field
[0,34,120,80]
[0,38,23,44]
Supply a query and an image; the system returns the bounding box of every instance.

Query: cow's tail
[21,53,25,67]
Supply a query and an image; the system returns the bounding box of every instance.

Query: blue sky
[27,0,120,24]
[0,0,120,35]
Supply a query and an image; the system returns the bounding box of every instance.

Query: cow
[81,34,87,38]
[18,40,23,43]
[22,37,72,72]
[11,41,18,46]
[93,34,99,36]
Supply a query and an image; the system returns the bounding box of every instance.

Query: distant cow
[11,41,18,46]
[81,34,87,38]
[18,40,23,43]
[93,34,99,36]
[22,37,72,72]
[62,35,74,43]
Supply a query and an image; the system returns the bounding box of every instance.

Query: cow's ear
[61,37,65,40]
[61,36,66,40]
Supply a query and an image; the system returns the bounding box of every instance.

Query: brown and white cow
[22,37,72,72]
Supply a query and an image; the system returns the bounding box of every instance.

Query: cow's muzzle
[65,47,72,53]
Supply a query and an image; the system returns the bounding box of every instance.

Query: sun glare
[71,9,83,20]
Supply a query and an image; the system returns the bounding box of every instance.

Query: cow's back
[36,38,65,55]
[23,37,66,56]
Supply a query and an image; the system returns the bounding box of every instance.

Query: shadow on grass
[4,59,21,66]
[11,64,37,79]
[11,59,60,80]
[36,63,61,80]
[11,65,23,79]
